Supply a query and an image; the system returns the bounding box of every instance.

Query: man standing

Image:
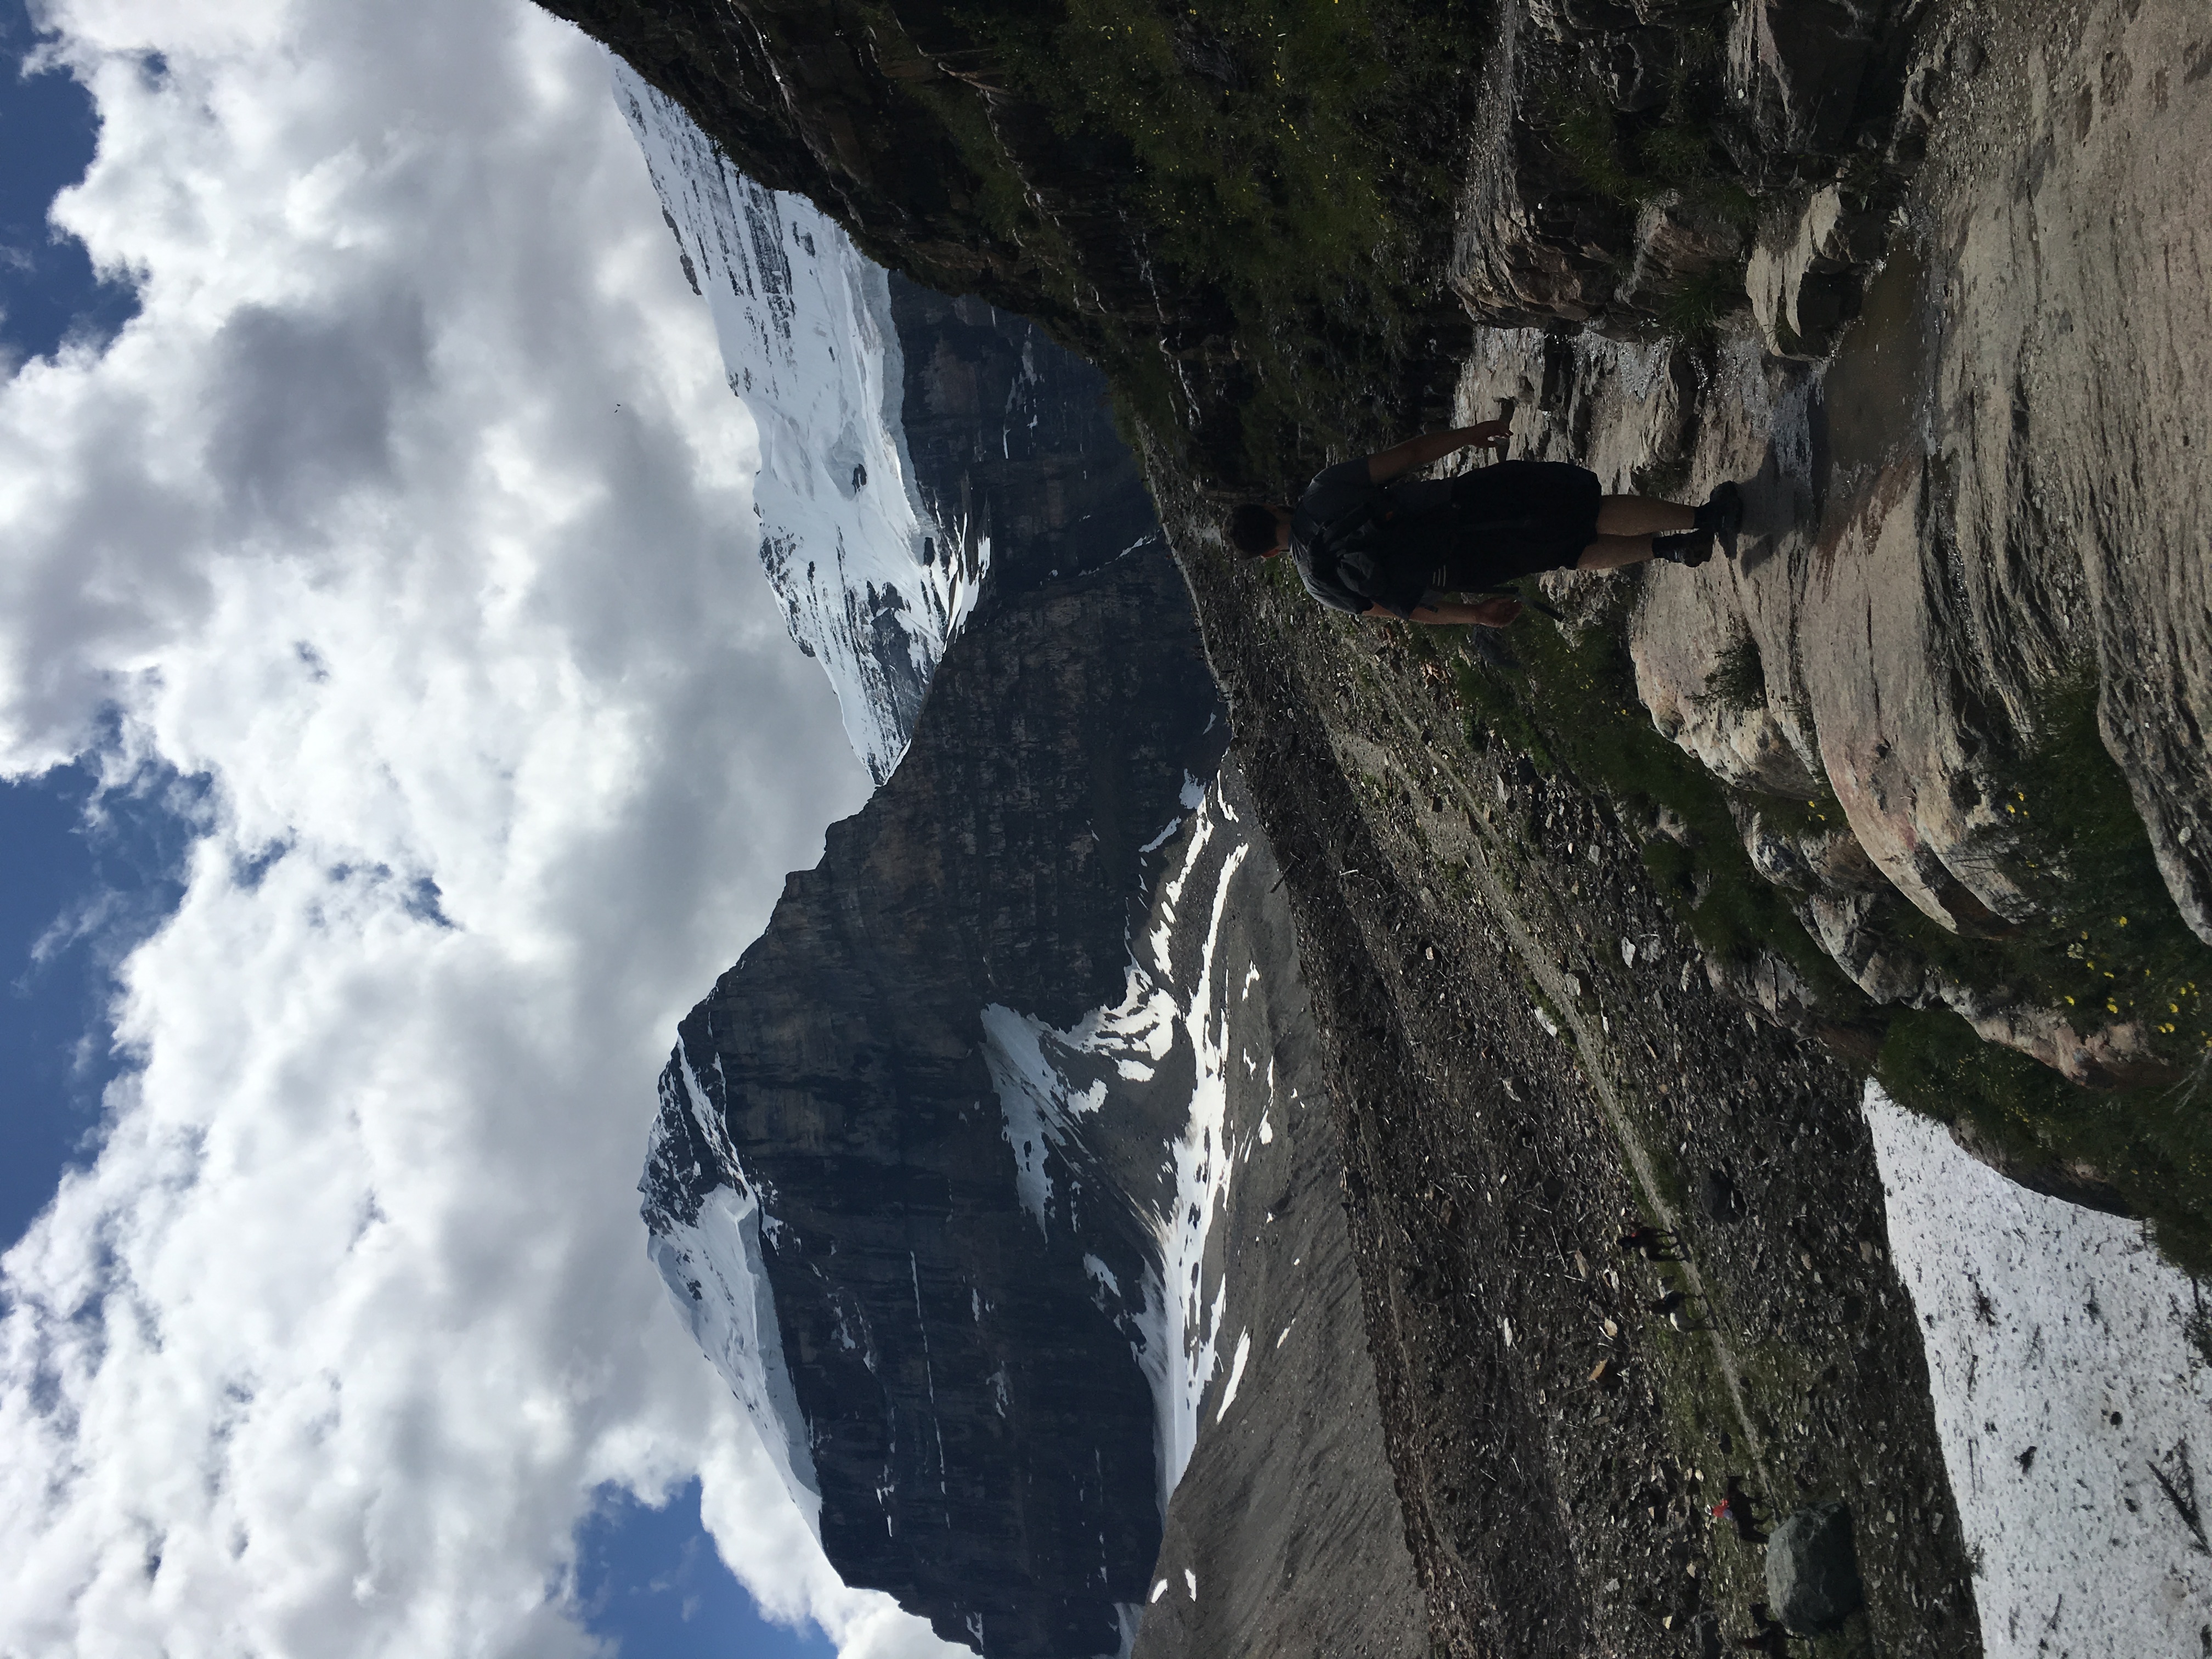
[1223,421,1741,625]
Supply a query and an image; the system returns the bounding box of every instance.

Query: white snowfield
[1867,1086,2212,1657]
[613,63,979,784]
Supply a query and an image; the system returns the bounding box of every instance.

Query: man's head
[1224,503,1290,557]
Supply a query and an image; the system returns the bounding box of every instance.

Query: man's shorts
[1424,460,1603,590]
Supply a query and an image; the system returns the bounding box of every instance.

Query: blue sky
[0,0,178,1255]
[0,4,923,1656]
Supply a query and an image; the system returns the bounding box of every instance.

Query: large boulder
[1764,1502,1865,1632]
[1745,184,1887,359]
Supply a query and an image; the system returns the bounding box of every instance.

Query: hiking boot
[1653,529,1713,567]
[1697,481,1744,557]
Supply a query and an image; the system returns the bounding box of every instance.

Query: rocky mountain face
[883,273,1161,607]
[642,545,1223,1657]
[640,528,1426,1659]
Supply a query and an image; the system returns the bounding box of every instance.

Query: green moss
[1876,1007,2212,1277]
[2008,672,2212,1058]
[1454,657,1550,770]
[960,0,1482,478]
[1452,600,1869,1021]
[1701,635,1765,713]
[1849,668,2212,1072]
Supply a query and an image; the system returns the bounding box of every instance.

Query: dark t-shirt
[1290,460,1455,618]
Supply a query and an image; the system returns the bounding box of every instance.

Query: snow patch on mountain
[981,780,1259,1511]
[646,1048,821,1533]
[612,61,980,782]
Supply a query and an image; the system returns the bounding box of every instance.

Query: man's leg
[1594,495,1696,536]
[1576,533,1656,571]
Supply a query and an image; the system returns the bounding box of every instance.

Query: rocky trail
[1449,0,2212,1095]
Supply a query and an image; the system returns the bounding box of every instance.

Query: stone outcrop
[1764,1502,1865,1632]
[1454,0,1926,344]
[1727,0,1882,160]
[1449,0,2212,1084]
[1744,184,1891,359]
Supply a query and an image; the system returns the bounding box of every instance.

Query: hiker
[1223,420,1741,625]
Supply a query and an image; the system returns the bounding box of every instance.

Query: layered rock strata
[643,545,1222,1657]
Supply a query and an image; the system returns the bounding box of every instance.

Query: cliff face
[644,545,1224,1657]
[884,275,1160,605]
[615,65,1160,782]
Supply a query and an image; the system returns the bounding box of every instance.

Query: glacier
[613,60,980,783]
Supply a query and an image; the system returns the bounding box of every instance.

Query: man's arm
[1362,595,1522,627]
[1363,420,1509,483]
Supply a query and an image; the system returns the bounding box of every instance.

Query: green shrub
[963,0,1482,477]
[1702,635,1766,713]
[1453,601,1867,1017]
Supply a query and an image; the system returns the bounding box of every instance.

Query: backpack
[1290,484,1415,612]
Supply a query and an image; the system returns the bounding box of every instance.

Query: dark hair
[1224,503,1280,556]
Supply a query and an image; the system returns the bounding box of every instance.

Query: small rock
[1764,1502,1864,1632]
[1621,936,1638,967]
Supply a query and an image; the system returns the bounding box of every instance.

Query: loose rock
[1764,1501,1865,1631]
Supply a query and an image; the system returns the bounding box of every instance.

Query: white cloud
[0,2,961,1655]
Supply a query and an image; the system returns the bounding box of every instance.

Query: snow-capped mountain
[614,60,972,783]
[639,540,1245,1657]
[616,71,1402,1657]
[614,64,1159,786]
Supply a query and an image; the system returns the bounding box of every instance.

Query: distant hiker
[1615,1223,1677,1260]
[1713,1475,1767,1544]
[1223,420,1742,625]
